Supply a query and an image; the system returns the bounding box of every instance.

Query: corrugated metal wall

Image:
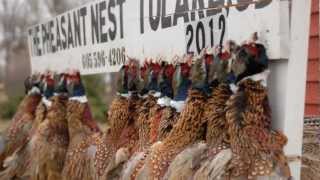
[305,0,320,116]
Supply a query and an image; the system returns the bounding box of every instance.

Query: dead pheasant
[193,48,242,180]
[119,61,162,180]
[225,43,290,179]
[149,62,177,144]
[135,59,210,179]
[103,60,147,179]
[63,61,141,180]
[0,75,42,170]
[0,74,55,180]
[164,54,233,180]
[27,73,69,180]
[121,61,178,179]
[61,72,102,180]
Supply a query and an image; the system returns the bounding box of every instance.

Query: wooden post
[283,0,311,179]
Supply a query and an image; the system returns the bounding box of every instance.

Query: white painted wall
[268,0,311,179]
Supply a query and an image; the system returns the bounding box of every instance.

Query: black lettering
[140,0,144,34]
[206,0,223,17]
[255,0,272,9]
[56,18,62,51]
[196,22,205,54]
[73,10,81,47]
[67,13,74,49]
[49,20,55,53]
[35,26,41,56]
[173,0,189,26]
[186,25,193,53]
[61,16,67,50]
[91,4,100,44]
[149,0,161,31]
[80,7,87,46]
[161,0,172,29]
[41,24,47,55]
[191,0,205,21]
[117,0,125,38]
[218,15,226,49]
[108,0,117,41]
[209,18,214,47]
[99,1,108,43]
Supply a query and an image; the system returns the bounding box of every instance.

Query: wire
[139,0,269,19]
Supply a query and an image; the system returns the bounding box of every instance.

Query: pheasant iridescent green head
[146,62,162,92]
[232,43,269,82]
[173,62,191,101]
[54,73,69,96]
[159,62,175,98]
[127,59,140,93]
[66,71,86,98]
[190,57,207,93]
[24,74,42,95]
[116,65,129,95]
[138,61,151,96]
[42,73,55,99]
[215,48,233,84]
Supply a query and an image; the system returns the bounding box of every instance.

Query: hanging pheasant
[204,44,236,145]
[28,73,69,180]
[103,60,142,179]
[120,61,161,180]
[124,61,178,180]
[135,59,209,179]
[62,71,102,180]
[149,62,177,144]
[0,73,57,179]
[225,42,290,179]
[191,46,238,180]
[0,75,42,170]
[164,54,231,179]
[63,61,140,180]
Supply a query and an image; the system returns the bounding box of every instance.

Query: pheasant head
[232,43,269,82]
[146,62,161,93]
[66,72,100,134]
[158,62,175,99]
[172,62,191,106]
[190,57,208,94]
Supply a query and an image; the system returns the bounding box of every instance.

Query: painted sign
[28,0,288,74]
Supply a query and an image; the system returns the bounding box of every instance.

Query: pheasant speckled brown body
[135,95,157,152]
[225,79,289,179]
[0,100,47,180]
[126,95,158,180]
[63,95,131,179]
[204,84,232,147]
[0,94,41,169]
[103,95,143,179]
[182,84,233,180]
[62,100,101,180]
[149,105,163,144]
[29,95,69,180]
[140,90,206,179]
[157,106,178,142]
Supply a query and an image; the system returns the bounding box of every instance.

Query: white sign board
[27,0,288,75]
